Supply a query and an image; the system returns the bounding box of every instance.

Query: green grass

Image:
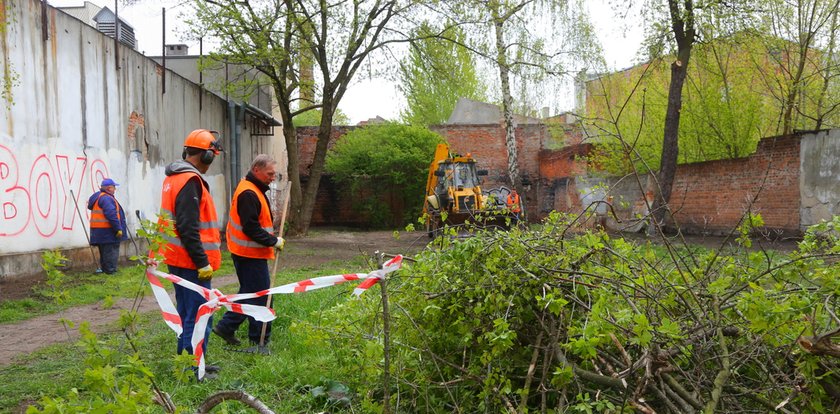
[2,258,379,413]
[0,253,237,325]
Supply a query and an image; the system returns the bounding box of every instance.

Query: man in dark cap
[87,178,127,274]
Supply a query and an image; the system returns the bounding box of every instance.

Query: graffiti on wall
[0,144,110,238]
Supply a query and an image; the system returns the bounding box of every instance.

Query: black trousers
[214,254,273,343]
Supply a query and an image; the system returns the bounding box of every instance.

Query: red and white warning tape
[145,255,403,379]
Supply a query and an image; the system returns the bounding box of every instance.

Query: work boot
[212,326,241,346]
[205,364,221,374]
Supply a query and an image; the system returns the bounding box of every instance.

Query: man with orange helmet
[159,129,224,378]
[213,154,285,347]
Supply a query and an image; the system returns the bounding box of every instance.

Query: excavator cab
[424,143,507,237]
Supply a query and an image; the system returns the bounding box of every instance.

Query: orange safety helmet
[182,129,223,164]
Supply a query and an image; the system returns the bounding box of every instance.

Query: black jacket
[236,172,279,248]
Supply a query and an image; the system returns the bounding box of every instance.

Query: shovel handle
[257,181,292,347]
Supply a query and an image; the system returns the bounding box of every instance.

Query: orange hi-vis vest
[227,179,275,260]
[506,193,521,213]
[159,172,221,270]
[90,192,121,229]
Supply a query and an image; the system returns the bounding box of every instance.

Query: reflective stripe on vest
[226,179,275,259]
[159,172,222,270]
[90,193,121,229]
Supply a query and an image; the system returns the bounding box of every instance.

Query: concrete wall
[800,129,840,229]
[0,1,284,279]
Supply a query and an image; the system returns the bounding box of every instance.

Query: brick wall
[297,123,805,234]
[667,135,801,234]
[538,144,593,217]
[430,124,549,219]
[299,123,552,225]
[297,126,356,176]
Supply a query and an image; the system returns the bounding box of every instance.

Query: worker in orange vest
[86,178,127,274]
[159,129,223,379]
[506,189,522,224]
[213,155,285,347]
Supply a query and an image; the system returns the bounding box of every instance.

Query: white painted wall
[0,1,284,260]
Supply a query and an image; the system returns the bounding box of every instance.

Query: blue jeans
[215,254,272,343]
[169,265,212,357]
[97,242,120,274]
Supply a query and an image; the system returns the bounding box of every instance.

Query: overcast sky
[49,0,646,124]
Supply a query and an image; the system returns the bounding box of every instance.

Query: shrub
[303,214,840,413]
[325,123,444,228]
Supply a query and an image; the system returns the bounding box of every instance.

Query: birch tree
[436,0,600,191]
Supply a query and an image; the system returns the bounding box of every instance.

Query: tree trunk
[782,0,820,135]
[814,4,839,130]
[291,97,336,235]
[283,123,304,235]
[274,81,304,236]
[652,0,695,228]
[492,5,520,190]
[781,44,810,135]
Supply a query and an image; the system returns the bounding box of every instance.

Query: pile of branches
[317,213,840,413]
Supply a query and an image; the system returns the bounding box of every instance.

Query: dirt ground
[0,230,429,366]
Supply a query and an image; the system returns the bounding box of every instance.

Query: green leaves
[630,313,654,347]
[399,23,486,126]
[310,379,352,408]
[325,123,445,227]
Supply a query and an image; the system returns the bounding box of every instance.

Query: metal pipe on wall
[161,7,166,94]
[228,101,241,196]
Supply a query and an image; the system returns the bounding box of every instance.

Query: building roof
[446,98,542,125]
[58,1,101,24]
[57,1,136,48]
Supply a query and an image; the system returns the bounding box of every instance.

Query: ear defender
[200,149,215,165]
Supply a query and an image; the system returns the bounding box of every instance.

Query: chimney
[165,44,189,56]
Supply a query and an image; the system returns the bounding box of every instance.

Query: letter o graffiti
[30,154,59,237]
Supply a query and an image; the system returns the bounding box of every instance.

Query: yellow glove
[274,237,286,251]
[197,265,214,281]
[115,230,123,238]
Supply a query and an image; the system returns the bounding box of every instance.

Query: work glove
[274,237,286,251]
[115,230,123,238]
[198,264,214,281]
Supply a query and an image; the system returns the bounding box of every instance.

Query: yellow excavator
[423,143,512,236]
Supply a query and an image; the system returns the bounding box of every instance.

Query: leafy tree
[190,0,422,235]
[586,33,779,174]
[325,124,444,227]
[399,23,486,126]
[586,1,755,227]
[755,0,840,133]
[647,0,698,228]
[292,108,351,127]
